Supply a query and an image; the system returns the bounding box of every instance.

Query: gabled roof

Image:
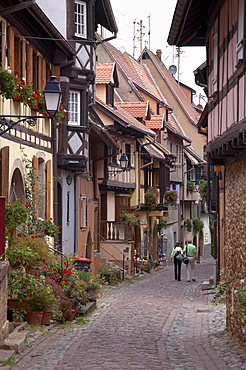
[146,115,164,130]
[96,63,118,86]
[123,53,164,102]
[100,40,166,104]
[115,101,151,120]
[95,98,155,137]
[139,137,175,161]
[141,48,201,125]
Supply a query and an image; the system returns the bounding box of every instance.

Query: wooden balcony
[101,221,134,241]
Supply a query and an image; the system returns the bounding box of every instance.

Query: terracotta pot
[8,299,26,309]
[27,311,43,325]
[41,311,52,325]
[68,309,78,322]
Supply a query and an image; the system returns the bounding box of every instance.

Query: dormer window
[75,0,87,38]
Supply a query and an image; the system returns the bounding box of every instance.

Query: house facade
[168,0,246,346]
[36,0,118,255]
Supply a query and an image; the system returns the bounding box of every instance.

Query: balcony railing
[101,221,134,241]
[139,203,168,211]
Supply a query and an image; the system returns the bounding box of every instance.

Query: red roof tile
[96,63,115,84]
[115,101,150,119]
[95,97,155,137]
[146,115,164,130]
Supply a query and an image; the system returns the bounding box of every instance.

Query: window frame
[68,90,80,125]
[80,194,87,229]
[75,0,87,38]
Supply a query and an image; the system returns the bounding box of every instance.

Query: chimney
[156,49,162,61]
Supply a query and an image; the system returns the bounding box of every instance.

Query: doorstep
[0,322,28,362]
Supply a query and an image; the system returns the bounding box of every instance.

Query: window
[106,84,114,107]
[80,194,87,229]
[212,19,218,93]
[75,1,86,37]
[237,0,245,61]
[67,192,70,224]
[68,91,80,125]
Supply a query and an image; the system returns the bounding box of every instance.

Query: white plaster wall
[36,0,67,38]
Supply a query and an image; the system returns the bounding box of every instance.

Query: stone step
[0,322,28,354]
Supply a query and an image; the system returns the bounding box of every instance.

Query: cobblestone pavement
[4,258,246,370]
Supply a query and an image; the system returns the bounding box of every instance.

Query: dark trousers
[174,258,182,280]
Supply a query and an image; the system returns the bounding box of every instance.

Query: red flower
[58,225,62,228]
[17,233,22,237]
[14,71,19,75]
[228,298,232,303]
[8,229,15,233]
[31,235,35,239]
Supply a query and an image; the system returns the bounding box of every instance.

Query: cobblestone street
[6,258,246,369]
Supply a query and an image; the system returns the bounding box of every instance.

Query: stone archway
[86,231,92,259]
[9,167,25,203]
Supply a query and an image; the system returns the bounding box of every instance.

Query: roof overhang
[168,0,212,46]
[95,0,118,34]
[0,0,75,61]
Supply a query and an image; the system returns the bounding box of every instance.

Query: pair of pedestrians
[170,240,199,281]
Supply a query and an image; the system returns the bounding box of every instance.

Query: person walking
[183,240,199,282]
[170,242,183,281]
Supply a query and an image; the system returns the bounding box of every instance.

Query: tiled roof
[103,42,165,103]
[96,63,115,84]
[115,101,150,119]
[142,48,201,124]
[124,53,164,102]
[146,115,164,129]
[95,98,155,137]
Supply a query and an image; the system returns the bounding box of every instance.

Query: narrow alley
[9,259,246,370]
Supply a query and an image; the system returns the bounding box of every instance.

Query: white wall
[36,0,67,38]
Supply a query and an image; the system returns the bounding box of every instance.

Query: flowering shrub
[164,190,178,205]
[145,188,159,210]
[0,68,67,123]
[120,212,139,226]
[236,279,246,317]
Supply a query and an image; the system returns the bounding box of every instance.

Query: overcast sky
[108,0,207,106]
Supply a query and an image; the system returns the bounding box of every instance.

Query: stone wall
[225,159,246,347]
[0,261,9,341]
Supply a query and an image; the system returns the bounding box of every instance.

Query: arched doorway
[9,168,25,203]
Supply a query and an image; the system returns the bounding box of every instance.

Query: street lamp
[43,76,62,117]
[0,76,62,136]
[119,153,129,171]
[108,153,129,178]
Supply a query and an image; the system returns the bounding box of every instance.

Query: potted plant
[145,188,159,210]
[157,221,167,233]
[5,243,37,269]
[198,179,208,203]
[193,217,204,233]
[26,286,58,325]
[164,190,178,205]
[184,219,192,233]
[120,212,139,226]
[187,180,195,193]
